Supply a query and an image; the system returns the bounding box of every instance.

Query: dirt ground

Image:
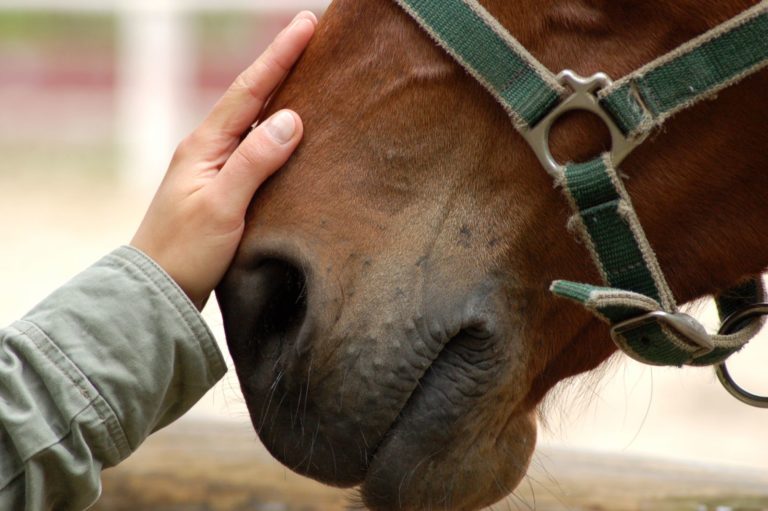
[94,419,768,511]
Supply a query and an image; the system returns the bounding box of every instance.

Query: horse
[216,0,768,509]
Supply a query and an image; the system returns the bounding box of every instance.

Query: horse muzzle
[217,236,536,510]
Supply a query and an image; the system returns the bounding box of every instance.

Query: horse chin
[230,323,536,510]
[238,335,537,511]
[356,331,537,510]
[361,408,537,511]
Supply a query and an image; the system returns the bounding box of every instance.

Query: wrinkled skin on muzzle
[218,0,768,509]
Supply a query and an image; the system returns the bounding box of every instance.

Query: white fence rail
[0,0,330,13]
[0,0,331,189]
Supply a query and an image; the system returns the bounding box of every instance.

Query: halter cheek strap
[394,0,768,367]
[551,156,762,367]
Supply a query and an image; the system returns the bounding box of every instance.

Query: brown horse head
[217,1,768,509]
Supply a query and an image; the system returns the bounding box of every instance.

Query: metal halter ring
[715,303,768,408]
[521,70,649,178]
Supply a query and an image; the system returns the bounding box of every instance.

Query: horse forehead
[319,0,762,83]
[477,0,761,37]
[545,2,610,32]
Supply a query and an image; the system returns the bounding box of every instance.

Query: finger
[210,109,303,213]
[199,11,316,142]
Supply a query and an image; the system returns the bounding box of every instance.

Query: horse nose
[217,241,339,361]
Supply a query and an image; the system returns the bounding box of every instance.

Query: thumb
[211,109,303,212]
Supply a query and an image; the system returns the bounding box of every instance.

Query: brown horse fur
[217,1,768,509]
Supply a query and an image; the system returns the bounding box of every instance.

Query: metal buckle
[521,70,648,178]
[611,311,715,359]
[715,303,768,408]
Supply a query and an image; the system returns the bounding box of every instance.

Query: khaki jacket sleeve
[0,246,227,510]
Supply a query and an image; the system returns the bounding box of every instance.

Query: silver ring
[521,70,648,178]
[715,303,768,408]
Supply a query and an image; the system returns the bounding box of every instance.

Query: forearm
[0,246,225,510]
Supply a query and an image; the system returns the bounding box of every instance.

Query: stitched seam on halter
[636,57,768,136]
[608,261,646,277]
[599,4,768,137]
[658,325,700,354]
[585,291,660,312]
[602,154,677,311]
[462,0,567,127]
[568,212,612,285]
[396,0,766,366]
[600,0,768,95]
[392,0,530,130]
[559,166,612,286]
[460,0,564,93]
[597,2,767,137]
[393,0,568,130]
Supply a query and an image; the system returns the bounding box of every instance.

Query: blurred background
[1,1,768,509]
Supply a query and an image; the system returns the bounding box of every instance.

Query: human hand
[131,11,317,309]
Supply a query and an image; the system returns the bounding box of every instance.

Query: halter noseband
[394,0,768,405]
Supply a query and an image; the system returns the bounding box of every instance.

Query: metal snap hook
[715,303,768,408]
[521,70,648,178]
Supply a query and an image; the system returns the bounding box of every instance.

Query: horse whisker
[258,370,284,431]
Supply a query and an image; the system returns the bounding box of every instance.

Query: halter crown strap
[394,0,768,367]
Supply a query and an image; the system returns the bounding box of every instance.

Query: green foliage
[195,11,265,50]
[0,12,115,45]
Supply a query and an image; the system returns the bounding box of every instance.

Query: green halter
[394,0,768,367]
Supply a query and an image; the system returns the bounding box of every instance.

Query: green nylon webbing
[393,0,564,129]
[551,278,762,367]
[396,0,768,140]
[559,156,673,307]
[557,156,689,365]
[552,155,763,366]
[600,3,768,136]
[394,0,766,366]
[551,282,702,366]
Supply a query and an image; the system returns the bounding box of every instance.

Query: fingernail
[290,11,316,29]
[264,110,296,144]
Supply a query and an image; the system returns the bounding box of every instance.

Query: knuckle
[198,191,221,215]
[200,192,240,229]
[235,140,269,169]
[233,64,270,102]
[232,71,254,96]
[227,140,278,186]
[174,133,200,160]
[173,137,192,160]
[235,54,288,99]
[197,191,229,222]
[264,51,290,75]
[262,47,291,75]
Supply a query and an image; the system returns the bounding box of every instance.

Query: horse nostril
[254,259,308,348]
[219,237,345,368]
